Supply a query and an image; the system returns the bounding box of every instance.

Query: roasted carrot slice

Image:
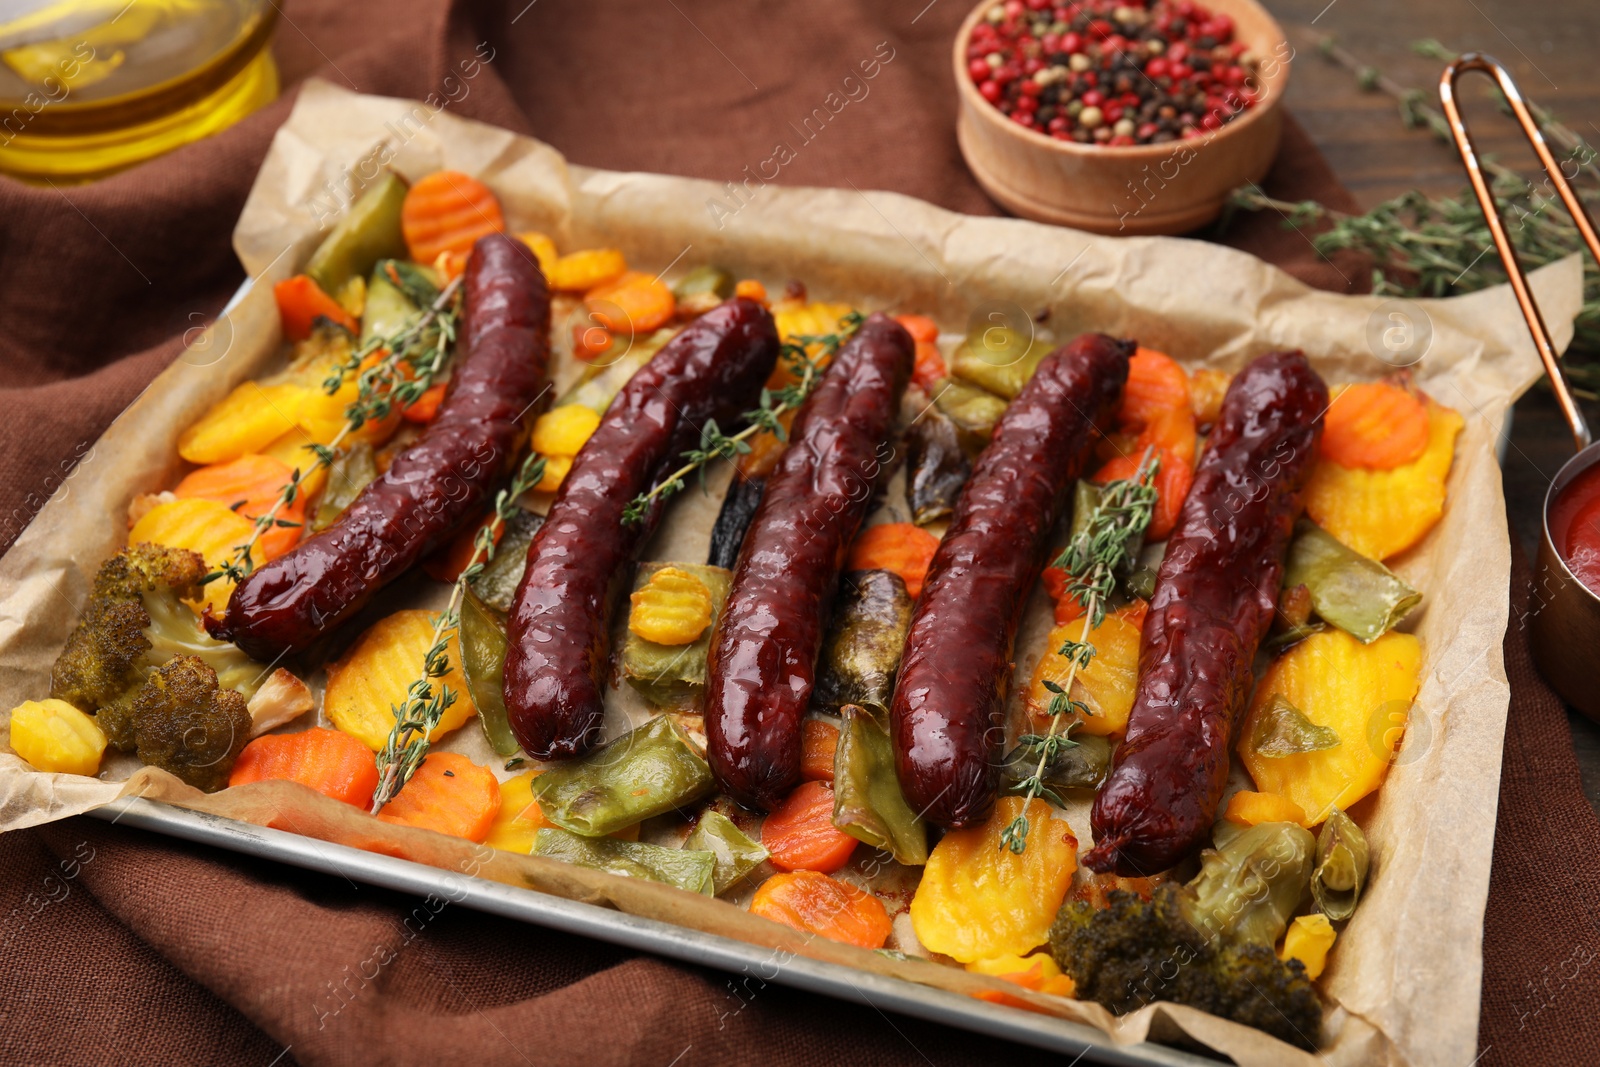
[749,870,892,949]
[228,728,379,808]
[1320,381,1430,470]
[375,751,500,841]
[761,780,858,873]
[1093,441,1194,542]
[402,382,448,424]
[846,523,940,599]
[400,171,506,264]
[894,314,940,345]
[911,341,947,392]
[274,275,358,341]
[585,270,677,335]
[1121,347,1190,427]
[801,719,839,782]
[173,454,306,561]
[421,509,502,583]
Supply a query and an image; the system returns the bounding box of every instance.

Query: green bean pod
[312,443,377,533]
[813,570,913,720]
[1184,821,1315,948]
[950,327,1047,399]
[470,508,544,613]
[832,705,928,865]
[1285,520,1422,642]
[1312,809,1370,922]
[458,587,518,757]
[533,827,716,895]
[531,715,715,837]
[1248,694,1340,758]
[620,563,733,708]
[932,376,1008,449]
[682,810,769,894]
[904,409,970,526]
[305,172,409,298]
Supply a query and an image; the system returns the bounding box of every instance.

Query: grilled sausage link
[892,334,1131,829]
[706,313,914,809]
[504,298,780,759]
[209,234,550,660]
[1084,350,1328,876]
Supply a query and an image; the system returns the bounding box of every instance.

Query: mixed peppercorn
[965,0,1262,146]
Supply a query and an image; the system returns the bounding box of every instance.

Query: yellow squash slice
[1303,401,1463,560]
[324,610,476,752]
[1239,628,1423,826]
[909,796,1077,962]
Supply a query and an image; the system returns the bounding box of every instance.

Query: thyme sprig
[371,449,547,811]
[1220,33,1600,395]
[620,310,866,525]
[1000,448,1160,856]
[201,275,463,587]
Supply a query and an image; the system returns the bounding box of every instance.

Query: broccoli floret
[51,544,206,712]
[1049,885,1322,1051]
[129,656,252,792]
[50,545,264,739]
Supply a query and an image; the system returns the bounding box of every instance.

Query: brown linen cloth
[0,2,1582,1064]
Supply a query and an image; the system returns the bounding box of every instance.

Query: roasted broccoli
[1050,885,1321,1050]
[1050,821,1322,1051]
[50,544,265,750]
[120,656,251,792]
[51,543,206,714]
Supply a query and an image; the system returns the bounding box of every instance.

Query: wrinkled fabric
[3,1,1570,1064]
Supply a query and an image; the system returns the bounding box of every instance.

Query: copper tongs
[1440,54,1600,717]
[1438,52,1596,451]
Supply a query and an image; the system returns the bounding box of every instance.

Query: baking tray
[92,795,1213,1067]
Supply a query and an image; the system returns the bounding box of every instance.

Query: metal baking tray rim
[89,795,1217,1067]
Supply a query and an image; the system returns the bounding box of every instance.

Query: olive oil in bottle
[0,0,278,182]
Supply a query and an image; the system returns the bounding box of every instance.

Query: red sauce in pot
[1551,460,1600,596]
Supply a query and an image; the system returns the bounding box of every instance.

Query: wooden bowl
[953,0,1290,236]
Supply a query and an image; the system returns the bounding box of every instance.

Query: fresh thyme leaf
[370,449,547,811]
[201,277,464,587]
[620,310,865,525]
[1003,448,1160,855]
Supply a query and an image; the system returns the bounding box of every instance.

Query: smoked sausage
[1084,350,1328,875]
[706,312,913,809]
[891,334,1131,829]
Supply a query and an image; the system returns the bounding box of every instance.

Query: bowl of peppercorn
[954,0,1289,236]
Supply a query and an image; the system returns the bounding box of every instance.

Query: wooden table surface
[1261,0,1600,807]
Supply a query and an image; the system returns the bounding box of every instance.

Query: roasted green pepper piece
[1285,520,1422,642]
[832,705,928,865]
[621,562,732,708]
[671,265,734,300]
[305,172,409,298]
[1001,731,1114,792]
[561,328,678,411]
[932,376,1008,449]
[1311,808,1370,922]
[458,587,518,757]
[1250,694,1340,758]
[683,810,769,894]
[470,507,544,613]
[905,408,969,526]
[312,443,377,532]
[950,326,1047,399]
[360,260,440,344]
[1184,821,1315,948]
[813,570,913,720]
[532,715,715,837]
[532,827,716,895]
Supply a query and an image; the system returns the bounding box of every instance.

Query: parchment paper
[0,79,1583,1067]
